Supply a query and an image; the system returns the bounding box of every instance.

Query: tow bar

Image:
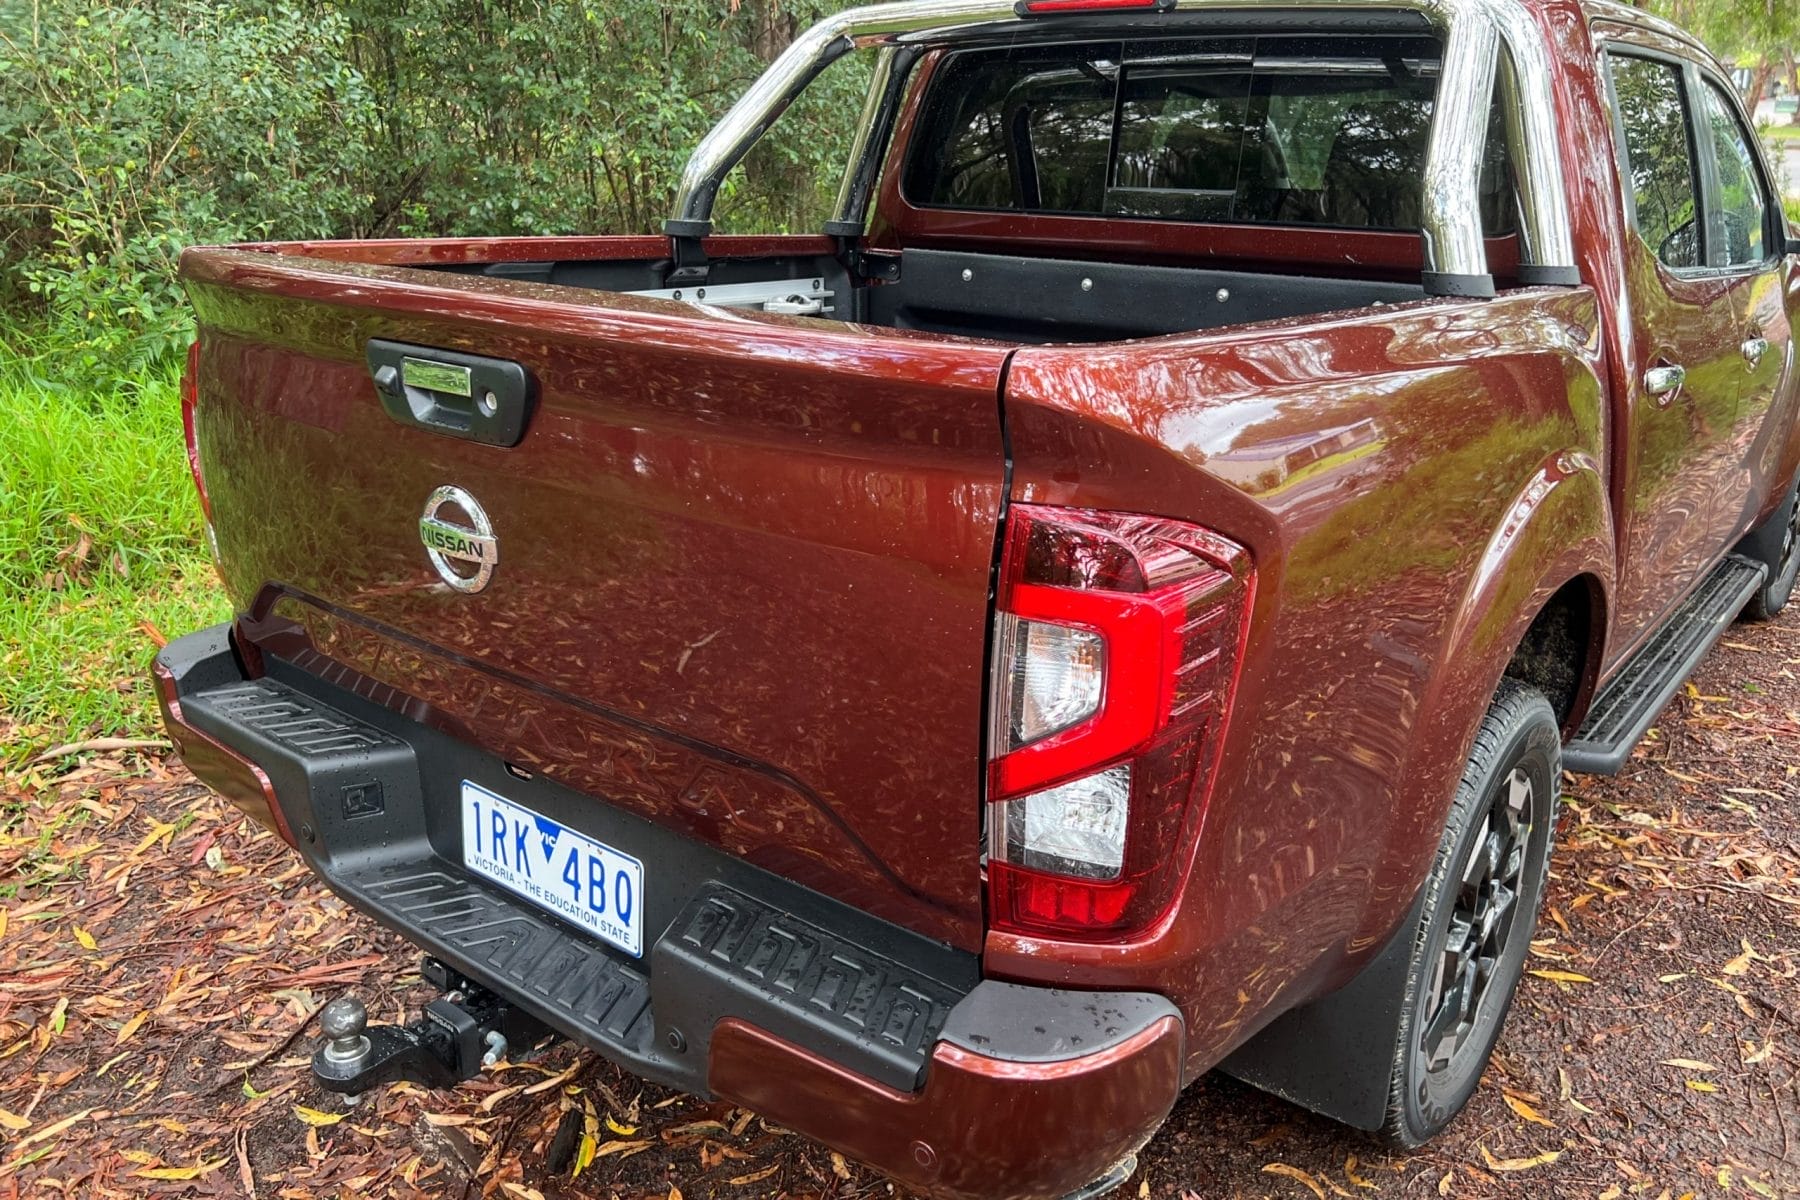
[311,957,552,1093]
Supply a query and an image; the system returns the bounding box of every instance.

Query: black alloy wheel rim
[1778,497,1800,586]
[1419,766,1533,1075]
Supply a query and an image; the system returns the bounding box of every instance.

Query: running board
[1563,554,1766,775]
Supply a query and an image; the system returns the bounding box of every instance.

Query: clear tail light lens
[995,615,1105,747]
[986,505,1253,940]
[996,764,1131,879]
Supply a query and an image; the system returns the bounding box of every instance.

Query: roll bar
[666,0,1581,297]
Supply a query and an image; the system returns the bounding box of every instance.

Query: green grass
[1762,123,1800,143]
[0,337,229,758]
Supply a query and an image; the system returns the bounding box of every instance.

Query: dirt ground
[2,612,1798,1199]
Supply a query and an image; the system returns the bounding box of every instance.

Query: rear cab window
[1606,53,1703,269]
[902,35,1517,236]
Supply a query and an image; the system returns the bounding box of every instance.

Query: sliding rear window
[903,35,1516,235]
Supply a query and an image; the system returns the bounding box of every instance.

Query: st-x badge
[419,485,497,593]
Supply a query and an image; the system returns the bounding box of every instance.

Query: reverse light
[180,339,213,524]
[986,505,1252,940]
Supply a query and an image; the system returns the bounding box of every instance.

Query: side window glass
[1608,54,1701,270]
[1699,81,1771,267]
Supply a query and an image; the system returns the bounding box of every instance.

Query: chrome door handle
[1644,364,1686,403]
[1743,336,1770,367]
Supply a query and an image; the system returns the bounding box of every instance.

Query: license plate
[460,780,644,957]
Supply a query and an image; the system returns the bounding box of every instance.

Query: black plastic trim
[366,340,532,448]
[1516,264,1583,286]
[873,248,1426,342]
[1421,270,1497,299]
[1217,881,1429,1130]
[1564,554,1766,774]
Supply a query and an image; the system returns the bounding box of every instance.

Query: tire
[1379,678,1560,1148]
[1739,479,1800,622]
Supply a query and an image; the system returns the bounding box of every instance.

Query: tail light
[179,339,213,524]
[986,505,1252,940]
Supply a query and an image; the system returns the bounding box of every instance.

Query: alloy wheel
[1419,767,1533,1074]
[1779,497,1800,585]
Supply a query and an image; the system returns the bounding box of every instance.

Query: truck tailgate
[182,247,1010,951]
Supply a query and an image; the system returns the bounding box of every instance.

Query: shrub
[0,1,864,384]
[0,1,379,382]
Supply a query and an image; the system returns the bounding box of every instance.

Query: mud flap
[1216,884,1428,1130]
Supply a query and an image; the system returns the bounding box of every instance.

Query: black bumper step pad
[654,884,960,1090]
[173,666,971,1095]
[1564,554,1766,775]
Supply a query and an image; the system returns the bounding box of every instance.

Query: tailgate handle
[367,340,532,448]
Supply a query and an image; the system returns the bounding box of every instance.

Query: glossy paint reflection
[990,286,1612,1068]
[186,246,1012,952]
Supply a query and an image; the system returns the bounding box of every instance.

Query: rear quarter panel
[988,289,1611,1076]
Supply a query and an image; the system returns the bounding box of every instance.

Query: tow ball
[311,957,551,1093]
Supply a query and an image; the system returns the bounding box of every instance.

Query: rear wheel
[1380,679,1559,1147]
[1740,480,1800,622]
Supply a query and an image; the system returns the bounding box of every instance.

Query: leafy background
[0,0,869,384]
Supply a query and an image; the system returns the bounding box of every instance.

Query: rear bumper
[153,623,1183,1199]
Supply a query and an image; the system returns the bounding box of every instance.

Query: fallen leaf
[0,1109,28,1132]
[1661,1059,1717,1071]
[10,1108,89,1150]
[572,1132,596,1178]
[134,1159,227,1181]
[1345,1154,1375,1189]
[293,1105,346,1127]
[1527,969,1593,984]
[728,1164,780,1187]
[1264,1163,1327,1199]
[1503,1094,1554,1127]
[593,1139,649,1159]
[604,1116,637,1136]
[48,998,68,1036]
[114,1011,148,1046]
[1479,1146,1561,1171]
[500,1185,546,1200]
[831,1152,852,1181]
[1685,1080,1717,1093]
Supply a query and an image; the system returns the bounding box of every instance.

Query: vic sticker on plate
[460,779,644,957]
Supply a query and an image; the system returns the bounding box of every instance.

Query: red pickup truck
[154,0,1798,1195]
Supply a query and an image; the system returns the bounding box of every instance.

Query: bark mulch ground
[2,612,1797,1199]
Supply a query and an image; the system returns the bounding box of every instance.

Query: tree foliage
[0,0,863,380]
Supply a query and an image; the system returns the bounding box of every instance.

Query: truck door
[1690,73,1795,532]
[1603,48,1747,651]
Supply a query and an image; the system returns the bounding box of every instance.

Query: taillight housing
[180,339,213,524]
[986,505,1252,940]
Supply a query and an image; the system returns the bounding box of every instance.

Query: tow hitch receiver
[311,958,552,1093]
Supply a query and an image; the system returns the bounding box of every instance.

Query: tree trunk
[1786,51,1799,126]
[1746,60,1776,115]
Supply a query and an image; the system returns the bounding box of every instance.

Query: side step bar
[1564,554,1766,775]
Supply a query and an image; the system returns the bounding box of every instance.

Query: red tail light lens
[180,339,213,524]
[986,505,1252,940]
